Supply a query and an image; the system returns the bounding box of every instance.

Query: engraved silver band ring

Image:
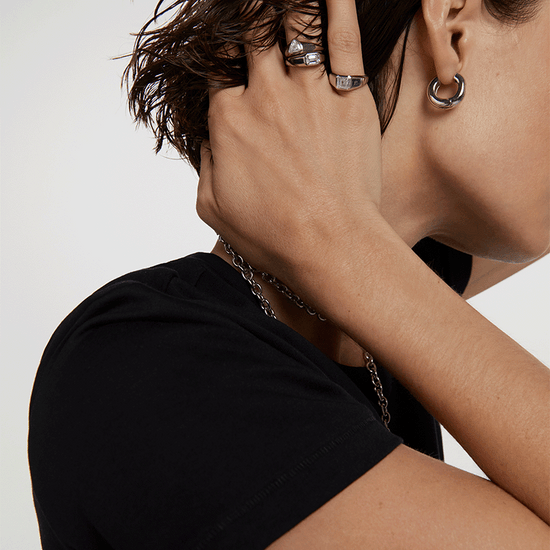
[329,73,369,92]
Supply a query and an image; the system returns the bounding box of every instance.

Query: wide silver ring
[285,52,325,67]
[285,38,323,58]
[427,74,465,110]
[329,73,369,91]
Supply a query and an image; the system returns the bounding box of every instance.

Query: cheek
[463,11,550,184]
[472,27,548,188]
[473,98,548,256]
[454,80,545,199]
[432,54,550,261]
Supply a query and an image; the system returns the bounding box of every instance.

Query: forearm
[196,0,548,521]
[287,210,550,524]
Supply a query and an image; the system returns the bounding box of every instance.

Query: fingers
[283,2,325,81]
[243,2,286,86]
[325,0,364,76]
[246,43,286,86]
[212,0,366,100]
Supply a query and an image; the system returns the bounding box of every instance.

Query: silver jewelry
[219,236,391,429]
[427,73,466,110]
[260,272,326,321]
[285,38,323,58]
[364,352,391,428]
[219,237,323,320]
[286,52,325,67]
[329,73,369,91]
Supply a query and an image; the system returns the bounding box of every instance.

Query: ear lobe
[422,0,468,86]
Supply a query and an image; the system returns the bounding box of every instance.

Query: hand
[197,0,383,277]
[196,3,550,529]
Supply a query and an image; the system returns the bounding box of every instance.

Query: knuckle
[347,99,368,120]
[249,87,285,124]
[208,100,231,125]
[257,95,284,122]
[209,89,241,120]
[328,28,361,55]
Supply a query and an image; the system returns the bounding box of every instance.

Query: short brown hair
[123,0,541,173]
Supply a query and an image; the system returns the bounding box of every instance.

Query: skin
[381,0,550,262]
[198,0,550,546]
[212,0,550,364]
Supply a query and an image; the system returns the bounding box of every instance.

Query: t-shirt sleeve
[29,279,402,550]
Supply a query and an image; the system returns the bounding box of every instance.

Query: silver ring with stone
[285,38,323,58]
[329,73,369,91]
[286,52,325,67]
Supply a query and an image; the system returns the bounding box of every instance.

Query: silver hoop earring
[427,74,465,110]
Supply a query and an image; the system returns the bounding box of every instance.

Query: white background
[1,1,548,547]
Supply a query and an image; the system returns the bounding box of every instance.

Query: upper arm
[462,249,550,299]
[267,445,550,550]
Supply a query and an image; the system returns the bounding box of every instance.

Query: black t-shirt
[29,239,471,549]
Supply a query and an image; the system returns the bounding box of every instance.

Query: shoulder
[34,253,249,368]
[29,252,403,549]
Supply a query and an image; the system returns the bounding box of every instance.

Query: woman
[29,0,549,548]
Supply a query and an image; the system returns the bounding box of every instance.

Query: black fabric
[29,241,471,550]
[413,238,472,296]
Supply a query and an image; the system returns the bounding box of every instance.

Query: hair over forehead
[123,0,542,173]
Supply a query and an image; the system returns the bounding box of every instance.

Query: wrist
[283,199,386,279]
[282,204,403,321]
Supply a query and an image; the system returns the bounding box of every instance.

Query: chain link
[260,273,326,321]
[220,239,277,318]
[363,352,391,429]
[219,236,390,429]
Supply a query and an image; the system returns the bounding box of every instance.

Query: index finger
[325,0,364,76]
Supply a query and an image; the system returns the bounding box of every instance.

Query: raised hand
[197,0,382,278]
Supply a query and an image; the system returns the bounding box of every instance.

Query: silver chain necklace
[219,237,391,429]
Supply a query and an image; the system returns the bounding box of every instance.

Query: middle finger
[325,0,364,76]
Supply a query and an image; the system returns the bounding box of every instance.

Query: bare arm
[267,446,549,549]
[260,215,550,548]
[287,210,550,524]
[197,0,550,543]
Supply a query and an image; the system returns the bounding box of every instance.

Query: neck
[379,138,453,249]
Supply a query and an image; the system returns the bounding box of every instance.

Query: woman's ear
[422,0,476,85]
